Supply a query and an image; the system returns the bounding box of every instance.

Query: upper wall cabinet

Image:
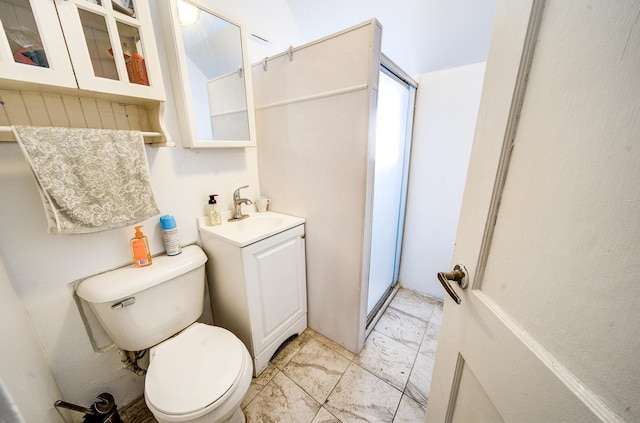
[0,0,165,102]
[159,0,256,148]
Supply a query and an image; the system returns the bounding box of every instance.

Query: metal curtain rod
[263,45,295,71]
[256,19,377,72]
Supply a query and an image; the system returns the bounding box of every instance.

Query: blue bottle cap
[160,215,177,230]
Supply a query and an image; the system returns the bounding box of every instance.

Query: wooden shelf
[0,89,173,147]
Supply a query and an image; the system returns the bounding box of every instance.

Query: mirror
[160,0,256,148]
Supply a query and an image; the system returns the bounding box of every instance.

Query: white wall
[0,2,260,414]
[399,62,486,298]
[0,257,65,422]
[205,0,306,64]
[286,0,496,76]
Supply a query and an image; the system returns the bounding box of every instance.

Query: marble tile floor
[120,288,443,423]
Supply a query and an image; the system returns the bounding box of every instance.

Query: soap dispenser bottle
[207,195,221,226]
[131,226,152,267]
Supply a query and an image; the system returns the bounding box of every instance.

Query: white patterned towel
[13,126,160,234]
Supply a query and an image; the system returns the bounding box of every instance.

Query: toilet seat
[145,323,246,417]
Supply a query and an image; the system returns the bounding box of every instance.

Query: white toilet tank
[76,245,208,351]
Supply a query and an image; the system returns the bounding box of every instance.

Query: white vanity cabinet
[199,220,308,377]
[0,0,164,101]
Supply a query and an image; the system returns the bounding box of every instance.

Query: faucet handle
[234,185,249,199]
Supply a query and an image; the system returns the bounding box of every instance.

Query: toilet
[76,245,252,423]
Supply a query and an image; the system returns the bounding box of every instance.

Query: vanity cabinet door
[242,225,307,357]
[0,0,76,88]
[53,0,164,100]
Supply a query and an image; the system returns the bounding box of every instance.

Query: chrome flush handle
[437,264,469,304]
[111,297,135,309]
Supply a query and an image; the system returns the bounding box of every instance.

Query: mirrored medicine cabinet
[159,0,256,148]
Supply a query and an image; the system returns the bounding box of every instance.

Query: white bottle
[207,195,221,226]
[159,215,182,256]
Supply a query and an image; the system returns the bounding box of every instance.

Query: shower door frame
[365,55,417,328]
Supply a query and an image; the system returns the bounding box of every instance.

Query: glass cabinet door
[55,0,165,101]
[0,0,76,88]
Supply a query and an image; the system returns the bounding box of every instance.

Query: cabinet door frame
[54,0,165,101]
[241,225,307,355]
[0,0,76,88]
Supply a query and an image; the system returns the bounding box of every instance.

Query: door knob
[437,264,469,304]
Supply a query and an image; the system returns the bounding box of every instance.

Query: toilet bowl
[76,245,252,423]
[145,324,252,423]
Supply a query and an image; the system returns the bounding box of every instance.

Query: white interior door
[426,1,640,422]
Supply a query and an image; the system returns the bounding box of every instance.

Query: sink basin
[198,211,305,247]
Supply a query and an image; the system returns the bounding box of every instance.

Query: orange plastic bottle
[131,226,152,268]
[109,45,149,86]
[125,51,149,86]
[122,43,149,86]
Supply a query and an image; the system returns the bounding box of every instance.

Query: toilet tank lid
[76,245,207,303]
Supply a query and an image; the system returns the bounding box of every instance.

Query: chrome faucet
[229,185,253,221]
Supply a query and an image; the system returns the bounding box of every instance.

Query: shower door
[367,61,416,318]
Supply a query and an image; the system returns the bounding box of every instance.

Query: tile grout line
[282,329,356,422]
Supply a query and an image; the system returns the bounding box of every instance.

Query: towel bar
[0,126,173,146]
